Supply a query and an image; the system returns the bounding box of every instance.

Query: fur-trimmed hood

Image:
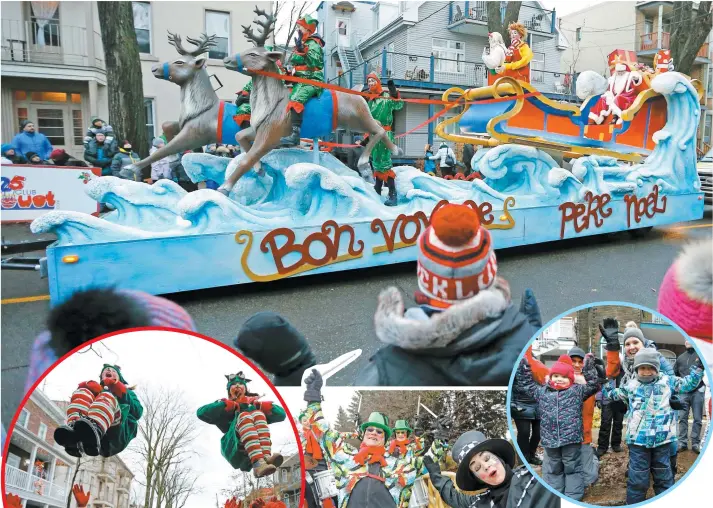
[374,279,512,350]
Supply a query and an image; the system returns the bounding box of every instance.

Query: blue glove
[294,35,304,52]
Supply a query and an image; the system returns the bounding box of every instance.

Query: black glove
[599,318,621,352]
[433,416,452,442]
[303,369,323,403]
[519,289,542,329]
[294,35,304,52]
[387,79,398,98]
[594,362,606,383]
[359,137,369,147]
[693,356,704,370]
[235,93,249,107]
[423,456,441,477]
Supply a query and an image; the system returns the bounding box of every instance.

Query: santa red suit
[589,61,642,125]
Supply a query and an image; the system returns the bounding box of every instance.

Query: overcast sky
[38,331,299,508]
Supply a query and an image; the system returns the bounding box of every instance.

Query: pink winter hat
[658,240,712,342]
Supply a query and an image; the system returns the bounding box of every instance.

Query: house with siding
[316,1,570,159]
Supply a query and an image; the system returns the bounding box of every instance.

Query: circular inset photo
[1,329,304,508]
[506,303,712,506]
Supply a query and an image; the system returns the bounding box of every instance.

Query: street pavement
[2,218,711,426]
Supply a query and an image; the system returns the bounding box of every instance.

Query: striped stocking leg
[66,387,95,424]
[86,391,119,433]
[253,411,271,457]
[236,411,264,464]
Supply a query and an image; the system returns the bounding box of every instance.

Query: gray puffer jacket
[111,149,140,179]
[516,358,599,448]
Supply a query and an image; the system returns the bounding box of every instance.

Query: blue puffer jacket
[516,358,600,448]
[603,367,704,448]
[11,131,52,160]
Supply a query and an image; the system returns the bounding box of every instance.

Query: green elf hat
[99,364,128,384]
[225,371,251,394]
[360,412,392,439]
[296,14,318,34]
[392,420,413,436]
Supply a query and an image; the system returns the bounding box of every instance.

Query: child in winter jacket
[516,353,600,501]
[603,348,704,504]
[84,117,114,148]
[423,144,436,174]
[149,138,172,181]
[1,144,27,164]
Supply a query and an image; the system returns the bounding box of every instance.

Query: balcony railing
[1,19,104,68]
[449,1,556,34]
[328,50,579,101]
[5,465,67,501]
[639,31,709,58]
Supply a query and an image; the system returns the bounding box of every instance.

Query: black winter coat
[511,360,539,420]
[516,359,599,448]
[354,285,541,386]
[429,466,560,508]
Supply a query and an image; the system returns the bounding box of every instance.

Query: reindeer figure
[125,32,232,177]
[218,7,401,196]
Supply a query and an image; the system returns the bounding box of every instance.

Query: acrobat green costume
[197,373,286,470]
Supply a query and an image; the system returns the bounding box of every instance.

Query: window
[38,423,48,441]
[281,469,289,483]
[144,98,156,142]
[132,2,152,54]
[531,52,545,83]
[72,110,84,145]
[386,42,395,77]
[30,4,60,47]
[708,66,712,96]
[432,38,464,74]
[337,19,348,36]
[17,108,28,126]
[644,18,654,34]
[705,114,712,144]
[576,27,581,42]
[205,10,230,60]
[37,109,65,145]
[18,409,30,428]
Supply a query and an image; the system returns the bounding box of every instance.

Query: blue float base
[44,193,703,305]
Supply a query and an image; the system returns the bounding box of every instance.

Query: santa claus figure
[588,53,643,125]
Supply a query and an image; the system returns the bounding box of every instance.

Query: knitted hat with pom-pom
[658,240,712,342]
[549,354,575,385]
[416,203,497,307]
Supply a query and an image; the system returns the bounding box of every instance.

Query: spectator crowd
[1,117,249,193]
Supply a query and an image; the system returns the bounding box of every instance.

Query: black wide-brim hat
[453,430,516,491]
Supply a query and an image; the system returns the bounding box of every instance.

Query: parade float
[27,12,705,305]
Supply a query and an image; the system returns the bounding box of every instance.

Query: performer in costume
[302,369,448,508]
[197,372,287,477]
[280,15,326,146]
[301,411,341,508]
[361,73,403,207]
[54,364,143,458]
[234,80,253,129]
[588,52,643,125]
[389,420,426,508]
[492,23,533,83]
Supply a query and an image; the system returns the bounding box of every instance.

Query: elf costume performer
[234,80,253,129]
[280,15,326,146]
[389,420,426,508]
[361,73,403,207]
[302,369,448,508]
[491,22,532,84]
[54,364,143,458]
[389,420,424,460]
[197,372,287,478]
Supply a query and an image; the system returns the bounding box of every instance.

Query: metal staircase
[336,31,365,88]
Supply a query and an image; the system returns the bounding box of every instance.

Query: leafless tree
[271,1,313,58]
[670,1,712,75]
[129,386,200,508]
[487,1,523,47]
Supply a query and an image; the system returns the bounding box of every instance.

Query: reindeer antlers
[241,6,276,47]
[167,31,217,57]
